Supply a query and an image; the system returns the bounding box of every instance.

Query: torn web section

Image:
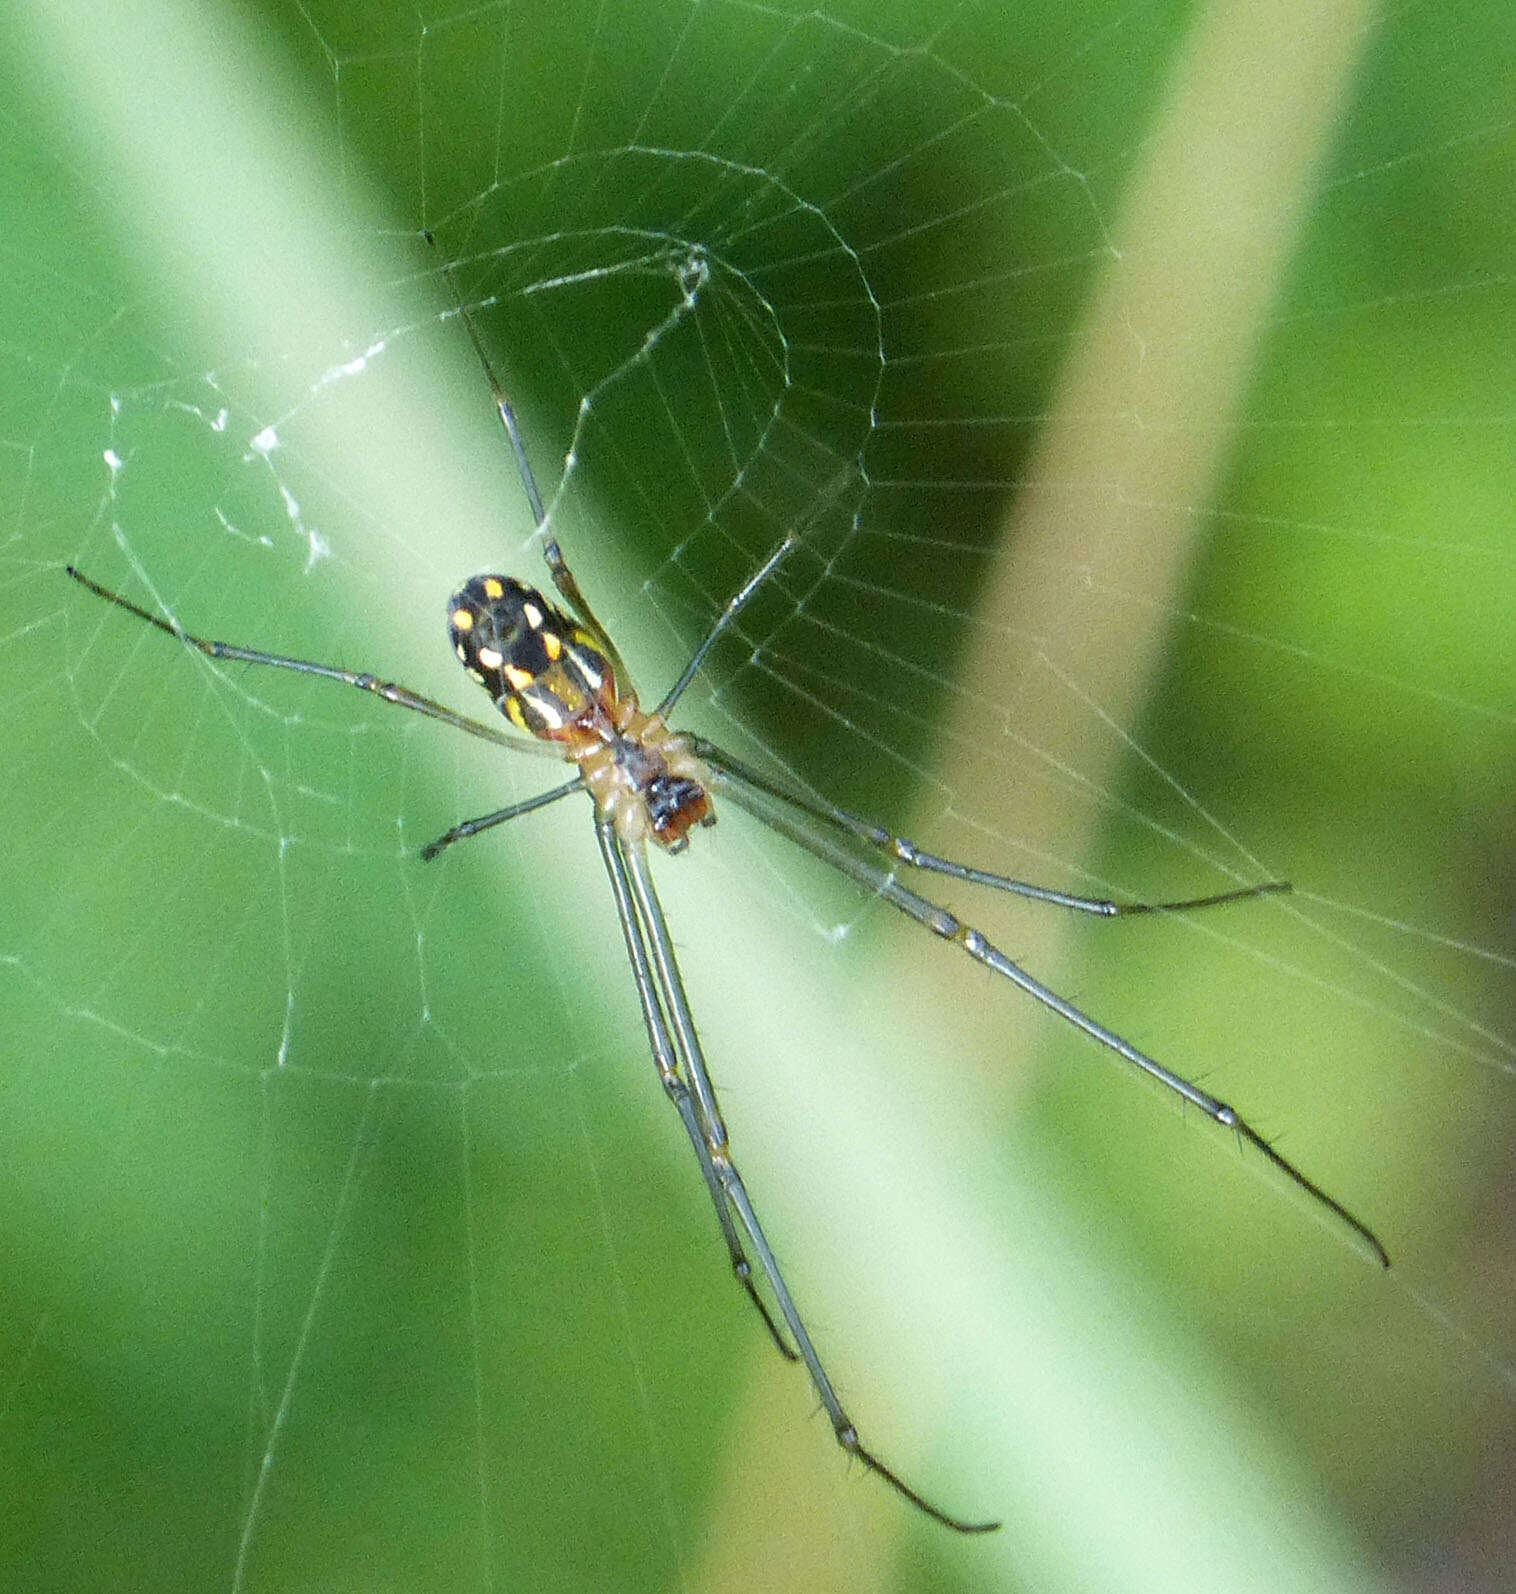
[45,293,686,1582]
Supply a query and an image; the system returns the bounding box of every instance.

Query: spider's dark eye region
[447,573,616,740]
[645,773,711,851]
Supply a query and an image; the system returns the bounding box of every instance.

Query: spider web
[3,0,1514,1590]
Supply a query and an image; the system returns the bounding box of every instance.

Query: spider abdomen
[448,573,615,739]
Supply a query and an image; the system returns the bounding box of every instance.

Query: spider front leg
[594,817,799,1365]
[609,824,999,1535]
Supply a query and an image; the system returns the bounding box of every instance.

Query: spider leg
[430,245,639,694]
[613,827,999,1534]
[655,463,861,721]
[66,566,546,756]
[690,739,1288,917]
[655,536,797,718]
[705,753,1390,1271]
[420,777,586,861]
[430,239,547,532]
[594,818,798,1364]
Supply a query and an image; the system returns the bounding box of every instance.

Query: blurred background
[1,1,1513,1590]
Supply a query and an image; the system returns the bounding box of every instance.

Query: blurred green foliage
[1,2,1513,1592]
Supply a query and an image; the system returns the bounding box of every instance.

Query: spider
[66,289,1388,1536]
